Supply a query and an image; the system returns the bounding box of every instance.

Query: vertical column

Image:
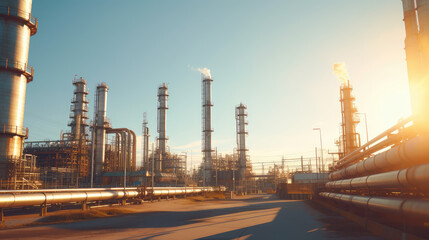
[236,104,248,185]
[157,84,168,155]
[202,77,213,185]
[0,0,37,180]
[94,83,109,179]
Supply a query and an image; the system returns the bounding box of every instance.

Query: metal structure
[339,81,360,156]
[402,0,429,126]
[0,0,37,183]
[68,77,89,141]
[94,83,110,180]
[202,75,213,185]
[157,83,168,155]
[235,103,248,184]
[142,112,149,170]
[0,186,220,221]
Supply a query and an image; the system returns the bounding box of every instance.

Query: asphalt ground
[0,194,381,240]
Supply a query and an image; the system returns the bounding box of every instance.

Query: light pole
[313,128,324,172]
[357,112,369,143]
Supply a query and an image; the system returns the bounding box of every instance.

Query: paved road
[0,194,380,240]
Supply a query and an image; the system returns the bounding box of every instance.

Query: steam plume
[333,63,349,85]
[197,67,211,79]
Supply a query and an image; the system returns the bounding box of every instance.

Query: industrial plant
[2,0,429,239]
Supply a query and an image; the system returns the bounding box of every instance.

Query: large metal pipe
[129,130,136,171]
[94,83,109,179]
[335,117,412,169]
[329,135,429,181]
[0,187,217,208]
[0,0,37,179]
[319,192,429,225]
[327,163,429,192]
[157,83,168,155]
[202,76,213,185]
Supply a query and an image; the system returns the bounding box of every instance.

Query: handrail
[0,6,38,35]
[0,124,28,138]
[0,58,34,83]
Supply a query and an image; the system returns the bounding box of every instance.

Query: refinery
[0,0,429,239]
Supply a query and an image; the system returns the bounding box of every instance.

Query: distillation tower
[69,77,89,141]
[94,83,109,179]
[236,104,248,183]
[157,84,168,155]
[0,0,37,180]
[202,75,214,185]
[339,81,360,156]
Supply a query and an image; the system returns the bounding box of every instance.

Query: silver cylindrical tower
[202,76,213,185]
[68,77,89,141]
[157,83,168,155]
[0,0,37,179]
[143,112,149,169]
[94,83,109,178]
[236,103,248,183]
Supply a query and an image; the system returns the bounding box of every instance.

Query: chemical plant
[2,1,429,239]
[0,0,253,190]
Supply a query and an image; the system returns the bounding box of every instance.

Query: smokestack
[236,103,248,184]
[157,83,168,154]
[0,0,37,180]
[94,82,109,178]
[202,75,213,185]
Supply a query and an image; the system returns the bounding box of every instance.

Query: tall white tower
[94,83,109,178]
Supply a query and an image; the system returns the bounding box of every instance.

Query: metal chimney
[94,83,109,178]
[236,103,248,183]
[0,0,37,179]
[157,83,168,155]
[202,76,213,185]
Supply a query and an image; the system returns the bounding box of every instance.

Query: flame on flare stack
[333,63,349,86]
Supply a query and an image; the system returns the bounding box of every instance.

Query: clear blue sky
[25,0,411,172]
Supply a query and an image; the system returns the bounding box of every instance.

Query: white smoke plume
[197,67,211,79]
[333,63,349,85]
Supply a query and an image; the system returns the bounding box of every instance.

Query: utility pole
[151,143,154,187]
[301,156,304,172]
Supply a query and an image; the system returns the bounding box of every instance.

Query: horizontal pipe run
[0,187,218,208]
[327,163,429,191]
[319,192,429,225]
[329,135,429,181]
[336,116,412,168]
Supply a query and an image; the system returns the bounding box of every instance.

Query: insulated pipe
[0,187,217,208]
[329,135,429,181]
[335,117,412,169]
[129,130,137,171]
[319,192,429,225]
[327,163,429,192]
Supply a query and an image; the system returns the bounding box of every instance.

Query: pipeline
[319,192,429,226]
[329,134,429,181]
[0,187,217,208]
[335,116,412,169]
[326,163,429,192]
